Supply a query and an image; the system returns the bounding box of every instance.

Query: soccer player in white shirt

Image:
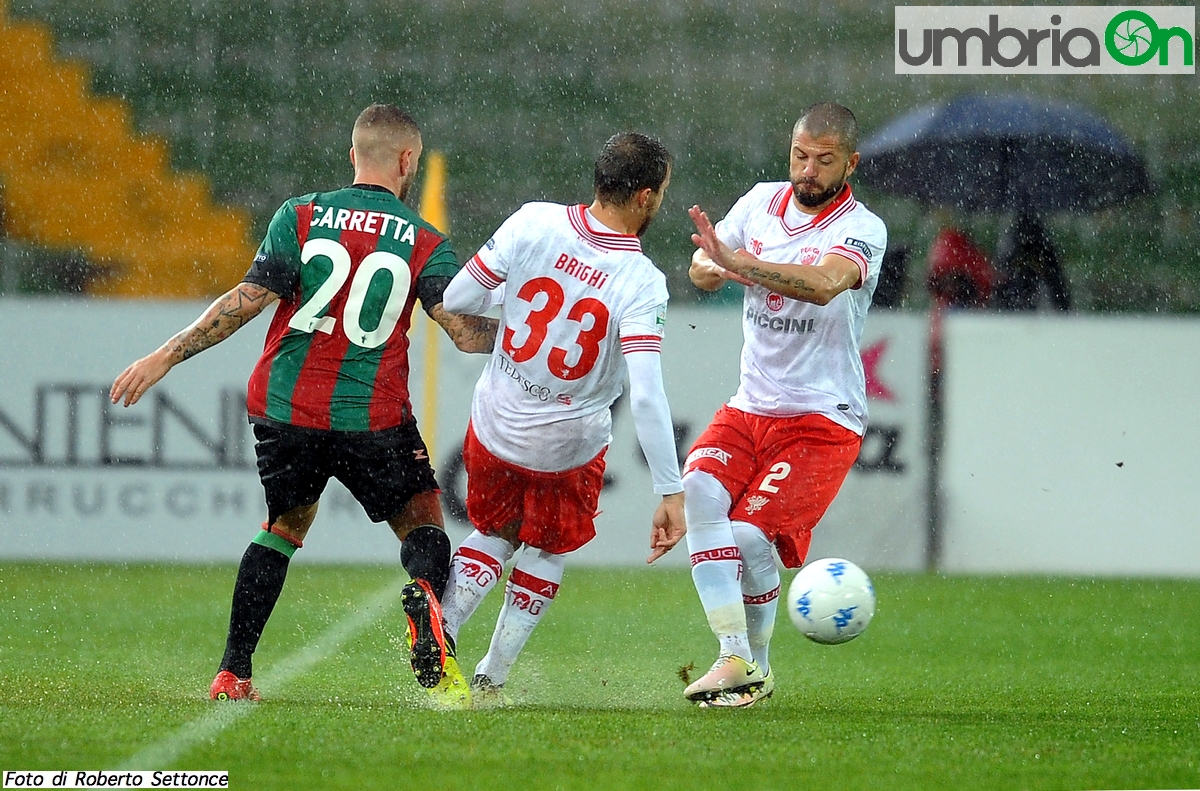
[681,103,888,707]
[436,133,687,708]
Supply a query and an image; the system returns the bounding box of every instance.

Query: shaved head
[792,102,858,155]
[352,104,421,168]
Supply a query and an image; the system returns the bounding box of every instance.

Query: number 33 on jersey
[463,202,670,470]
[244,185,461,432]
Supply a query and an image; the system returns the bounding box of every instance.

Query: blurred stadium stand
[0,2,253,297]
[2,0,1198,308]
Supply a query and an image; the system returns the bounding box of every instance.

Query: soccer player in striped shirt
[110,104,497,703]
[436,133,686,707]
[681,104,887,707]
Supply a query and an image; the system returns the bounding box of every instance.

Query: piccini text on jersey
[746,307,817,334]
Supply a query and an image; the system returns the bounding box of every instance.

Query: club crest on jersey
[844,237,873,260]
[685,447,732,469]
[766,293,785,312]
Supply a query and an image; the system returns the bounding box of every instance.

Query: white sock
[683,471,751,661]
[733,520,780,675]
[474,547,565,686]
[441,530,515,643]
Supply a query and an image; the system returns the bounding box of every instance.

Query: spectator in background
[873,241,909,308]
[926,224,993,310]
[993,211,1071,311]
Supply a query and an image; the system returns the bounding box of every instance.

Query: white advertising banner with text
[0,298,928,569]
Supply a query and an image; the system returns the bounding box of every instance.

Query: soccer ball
[787,557,875,645]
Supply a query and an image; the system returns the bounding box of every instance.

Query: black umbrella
[857,93,1154,212]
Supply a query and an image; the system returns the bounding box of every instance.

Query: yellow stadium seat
[0,8,254,298]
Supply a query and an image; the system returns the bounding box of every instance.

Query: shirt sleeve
[827,215,888,290]
[243,200,302,297]
[414,234,461,313]
[417,236,461,280]
[713,188,756,252]
[619,267,679,494]
[624,350,683,495]
[465,206,528,288]
[415,276,452,315]
[618,266,670,348]
[443,268,506,315]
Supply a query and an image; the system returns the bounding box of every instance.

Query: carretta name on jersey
[746,307,817,335]
[553,253,610,290]
[308,205,419,244]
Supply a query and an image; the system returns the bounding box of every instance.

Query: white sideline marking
[120,578,404,770]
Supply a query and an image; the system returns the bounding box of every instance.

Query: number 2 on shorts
[758,462,792,494]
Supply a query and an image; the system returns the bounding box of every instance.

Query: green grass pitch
[2,562,1198,790]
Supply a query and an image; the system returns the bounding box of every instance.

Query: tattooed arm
[110,282,278,407]
[688,204,860,305]
[428,304,498,354]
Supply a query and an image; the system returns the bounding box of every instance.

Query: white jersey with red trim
[715,182,887,435]
[464,201,670,472]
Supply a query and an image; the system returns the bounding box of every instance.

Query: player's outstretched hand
[110,349,173,407]
[687,206,753,287]
[647,492,686,564]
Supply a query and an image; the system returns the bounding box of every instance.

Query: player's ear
[845,150,860,178]
[349,146,357,169]
[399,144,420,179]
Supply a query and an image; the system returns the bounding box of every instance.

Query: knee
[272,502,318,543]
[682,470,732,525]
[732,521,777,579]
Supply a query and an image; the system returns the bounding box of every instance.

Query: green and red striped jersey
[244,184,459,432]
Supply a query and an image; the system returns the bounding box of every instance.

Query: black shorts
[251,419,439,524]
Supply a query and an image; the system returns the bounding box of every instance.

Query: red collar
[569,205,642,252]
[768,182,854,235]
[774,183,854,224]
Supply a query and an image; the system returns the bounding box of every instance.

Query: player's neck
[586,200,639,236]
[790,194,822,216]
[353,168,400,199]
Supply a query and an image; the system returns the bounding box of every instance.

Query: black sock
[219,538,292,678]
[400,525,451,599]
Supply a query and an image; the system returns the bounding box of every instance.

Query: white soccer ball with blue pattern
[787,558,875,644]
